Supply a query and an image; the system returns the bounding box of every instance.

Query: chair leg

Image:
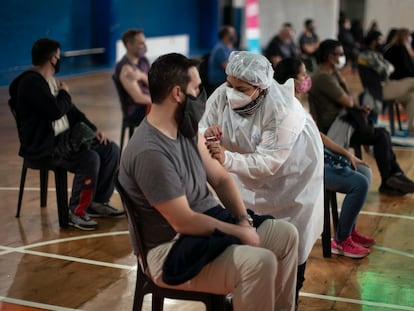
[395,101,402,131]
[330,192,339,230]
[54,169,69,228]
[388,101,395,136]
[133,265,147,311]
[16,164,28,217]
[209,294,228,311]
[322,189,332,258]
[120,120,126,153]
[40,168,49,207]
[151,295,164,311]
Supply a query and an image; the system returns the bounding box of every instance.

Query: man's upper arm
[119,64,151,105]
[197,133,229,188]
[316,74,351,107]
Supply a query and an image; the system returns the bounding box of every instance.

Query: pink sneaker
[331,237,370,258]
[351,228,376,247]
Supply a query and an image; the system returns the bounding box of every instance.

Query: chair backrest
[114,171,150,272]
[112,74,133,120]
[8,98,24,144]
[357,64,383,101]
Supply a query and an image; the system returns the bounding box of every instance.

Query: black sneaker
[87,202,125,218]
[379,184,406,196]
[385,175,414,193]
[69,211,98,230]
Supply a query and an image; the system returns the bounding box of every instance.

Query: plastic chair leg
[133,266,147,311]
[388,101,396,136]
[151,295,164,311]
[40,168,49,207]
[322,190,332,258]
[120,120,126,153]
[55,168,69,228]
[330,192,339,229]
[16,164,28,217]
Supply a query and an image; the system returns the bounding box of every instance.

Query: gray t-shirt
[119,118,218,250]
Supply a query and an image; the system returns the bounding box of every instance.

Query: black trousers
[350,127,402,183]
[53,141,119,215]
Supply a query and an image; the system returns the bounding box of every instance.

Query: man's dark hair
[304,19,314,28]
[283,22,293,28]
[122,29,144,46]
[31,38,61,66]
[148,53,200,104]
[365,31,382,46]
[316,39,342,64]
[274,58,303,84]
[218,25,233,40]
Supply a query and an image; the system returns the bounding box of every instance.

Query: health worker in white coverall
[199,51,324,303]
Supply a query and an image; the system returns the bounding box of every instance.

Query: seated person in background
[359,31,414,134]
[264,22,300,68]
[199,51,324,305]
[115,29,151,125]
[207,25,236,95]
[9,38,123,231]
[118,53,299,311]
[274,57,375,259]
[309,39,414,196]
[384,28,414,78]
[298,18,320,73]
[337,17,359,71]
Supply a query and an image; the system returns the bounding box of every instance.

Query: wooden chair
[321,189,339,258]
[114,173,229,311]
[9,103,69,227]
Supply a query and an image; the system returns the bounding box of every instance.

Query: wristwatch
[237,214,254,226]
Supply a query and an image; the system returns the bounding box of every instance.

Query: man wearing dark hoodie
[9,38,123,230]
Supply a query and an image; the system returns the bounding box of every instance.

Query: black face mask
[51,58,61,74]
[178,87,207,138]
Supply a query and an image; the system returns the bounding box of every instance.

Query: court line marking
[0,232,413,310]
[1,186,413,221]
[0,245,136,270]
[359,210,414,220]
[0,296,82,311]
[300,292,414,310]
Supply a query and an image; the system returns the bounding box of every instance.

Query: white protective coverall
[199,52,324,264]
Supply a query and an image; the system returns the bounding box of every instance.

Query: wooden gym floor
[0,70,413,311]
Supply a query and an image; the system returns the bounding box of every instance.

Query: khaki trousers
[382,78,414,132]
[147,219,299,311]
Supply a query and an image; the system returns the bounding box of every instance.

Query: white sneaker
[69,210,98,230]
[86,202,125,218]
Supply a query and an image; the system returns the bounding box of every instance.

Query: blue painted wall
[0,0,221,86]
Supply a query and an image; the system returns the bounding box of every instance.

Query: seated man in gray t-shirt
[118,53,299,311]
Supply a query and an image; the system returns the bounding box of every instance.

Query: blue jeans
[324,163,372,242]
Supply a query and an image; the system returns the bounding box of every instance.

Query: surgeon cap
[225,51,274,89]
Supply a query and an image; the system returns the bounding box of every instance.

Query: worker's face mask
[178,87,207,138]
[227,87,266,117]
[226,87,259,110]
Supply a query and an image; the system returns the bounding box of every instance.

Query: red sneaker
[351,228,376,247]
[331,237,370,258]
